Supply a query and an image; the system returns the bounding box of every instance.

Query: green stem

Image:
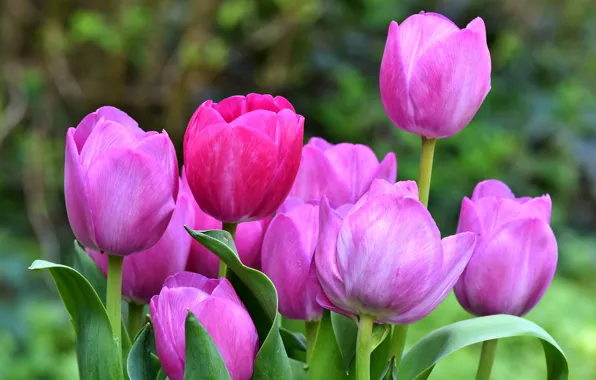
[356,315,375,380]
[417,137,437,208]
[305,320,320,364]
[107,254,124,356]
[220,223,238,278]
[475,339,498,380]
[128,303,144,339]
[388,325,408,370]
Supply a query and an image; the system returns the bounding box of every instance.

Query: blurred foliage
[1,0,595,378]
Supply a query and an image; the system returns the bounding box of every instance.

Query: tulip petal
[374,152,398,184]
[211,277,245,307]
[235,219,269,270]
[246,93,295,113]
[471,179,515,201]
[135,131,180,198]
[186,203,222,278]
[79,120,140,171]
[289,144,339,203]
[520,195,552,223]
[456,197,482,234]
[408,27,491,138]
[308,137,333,152]
[461,218,558,316]
[395,232,476,324]
[86,148,175,255]
[184,102,227,147]
[473,197,522,237]
[64,128,97,249]
[230,110,278,136]
[465,17,487,44]
[96,106,140,131]
[213,95,248,122]
[73,113,98,152]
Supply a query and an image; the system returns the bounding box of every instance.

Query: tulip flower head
[454,180,558,316]
[183,94,304,223]
[316,179,476,324]
[380,12,491,138]
[151,272,259,380]
[289,137,396,208]
[64,106,178,256]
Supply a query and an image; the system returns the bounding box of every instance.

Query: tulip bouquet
[30,11,569,380]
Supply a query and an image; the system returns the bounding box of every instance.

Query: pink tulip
[181,172,270,277]
[289,137,397,208]
[87,177,194,304]
[261,198,324,321]
[380,12,491,138]
[454,179,558,316]
[65,106,178,255]
[315,179,476,324]
[183,94,304,223]
[151,272,258,380]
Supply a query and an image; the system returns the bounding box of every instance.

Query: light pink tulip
[261,198,324,321]
[65,106,178,255]
[183,94,304,223]
[316,179,476,324]
[289,137,396,208]
[380,12,491,138]
[454,179,558,316]
[151,272,258,380]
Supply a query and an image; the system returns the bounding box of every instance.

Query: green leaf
[184,311,231,380]
[290,358,307,380]
[29,260,124,380]
[398,314,569,380]
[378,355,397,380]
[186,228,292,380]
[127,323,160,380]
[308,311,346,379]
[156,368,168,380]
[281,327,307,361]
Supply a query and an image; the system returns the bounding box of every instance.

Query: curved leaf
[186,228,292,380]
[290,359,307,380]
[398,314,568,380]
[127,323,160,380]
[184,311,231,380]
[308,311,346,379]
[29,260,124,380]
[379,355,398,380]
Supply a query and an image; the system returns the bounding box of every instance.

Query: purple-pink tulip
[181,173,269,277]
[380,12,491,138]
[151,272,258,380]
[316,179,476,324]
[289,137,397,208]
[183,94,304,223]
[261,198,324,321]
[454,179,558,316]
[87,177,194,304]
[65,106,178,255]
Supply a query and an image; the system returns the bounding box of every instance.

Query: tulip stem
[388,325,408,369]
[475,339,498,380]
[220,223,238,278]
[128,303,144,339]
[305,320,320,364]
[418,137,437,208]
[106,254,124,357]
[356,314,375,380]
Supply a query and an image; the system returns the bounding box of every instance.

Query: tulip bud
[65,106,178,255]
[87,177,194,304]
[151,272,258,380]
[380,12,491,138]
[289,137,396,208]
[454,180,558,316]
[183,94,304,223]
[316,179,476,324]
[261,198,324,321]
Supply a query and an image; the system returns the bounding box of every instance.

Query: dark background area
[1,0,595,378]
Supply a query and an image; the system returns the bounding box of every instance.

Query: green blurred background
[1,0,595,378]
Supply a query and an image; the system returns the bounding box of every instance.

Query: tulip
[183,94,304,223]
[151,272,258,380]
[380,12,491,138]
[65,106,178,255]
[454,179,558,316]
[87,178,194,304]
[315,179,476,324]
[181,172,270,277]
[289,137,397,208]
[261,198,324,321]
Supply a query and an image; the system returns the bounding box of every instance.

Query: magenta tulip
[87,177,194,304]
[261,198,324,321]
[289,137,397,208]
[181,173,270,277]
[65,106,178,255]
[380,12,491,138]
[315,179,476,324]
[183,94,304,223]
[151,272,258,380]
[454,179,558,316]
